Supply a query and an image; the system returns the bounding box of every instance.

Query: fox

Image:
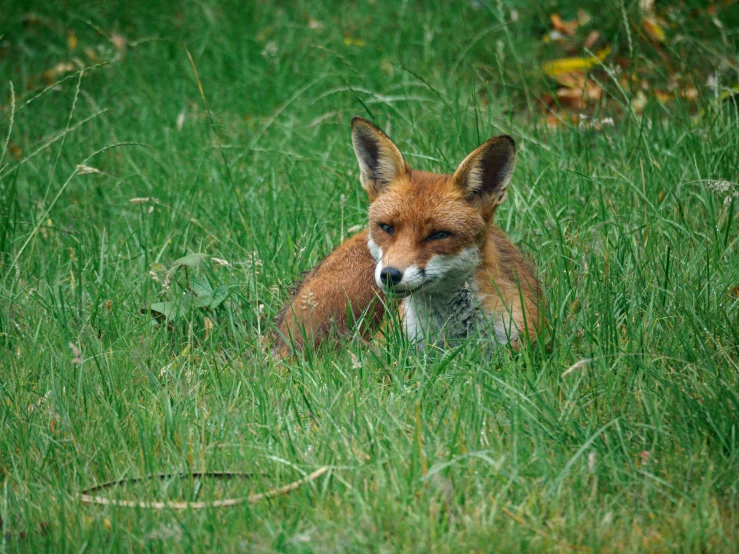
[274,117,543,356]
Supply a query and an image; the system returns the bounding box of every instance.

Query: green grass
[1,0,738,551]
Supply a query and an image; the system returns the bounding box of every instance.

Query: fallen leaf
[67,31,77,51]
[550,13,578,36]
[552,71,586,88]
[679,87,698,101]
[654,90,673,103]
[204,316,213,339]
[110,33,126,52]
[631,91,648,113]
[42,62,76,84]
[577,9,591,26]
[542,47,611,77]
[584,30,600,50]
[554,82,602,109]
[642,17,666,43]
[69,342,81,364]
[7,141,22,160]
[84,47,99,62]
[104,518,112,531]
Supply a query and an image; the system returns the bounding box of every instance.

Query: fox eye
[427,231,452,241]
[378,223,395,236]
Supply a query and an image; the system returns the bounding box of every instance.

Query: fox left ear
[351,117,409,201]
[452,135,516,214]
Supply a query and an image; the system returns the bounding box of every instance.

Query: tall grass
[1,0,737,551]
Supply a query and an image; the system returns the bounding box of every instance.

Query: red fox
[275,117,543,356]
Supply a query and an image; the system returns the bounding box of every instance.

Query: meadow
[1,0,738,551]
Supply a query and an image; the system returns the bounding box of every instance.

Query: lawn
[1,0,738,551]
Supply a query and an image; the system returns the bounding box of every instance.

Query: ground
[1,0,738,552]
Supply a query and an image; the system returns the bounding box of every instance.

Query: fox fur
[274,117,543,356]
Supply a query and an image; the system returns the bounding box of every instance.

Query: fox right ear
[452,135,516,216]
[351,117,408,200]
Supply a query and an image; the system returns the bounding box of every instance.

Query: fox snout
[379,267,403,286]
[373,260,427,296]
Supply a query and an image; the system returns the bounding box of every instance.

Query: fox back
[274,118,543,356]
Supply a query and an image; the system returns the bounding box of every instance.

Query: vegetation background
[1,0,738,551]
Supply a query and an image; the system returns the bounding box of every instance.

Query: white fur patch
[367,235,382,262]
[423,247,480,291]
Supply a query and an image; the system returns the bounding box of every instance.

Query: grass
[1,0,738,551]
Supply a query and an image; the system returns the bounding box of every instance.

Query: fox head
[351,116,516,297]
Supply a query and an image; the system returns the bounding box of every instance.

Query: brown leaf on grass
[42,62,77,84]
[577,9,591,26]
[7,141,22,160]
[69,342,82,365]
[642,17,666,43]
[631,91,648,113]
[204,316,213,339]
[84,47,99,62]
[546,71,603,109]
[654,90,673,103]
[110,33,126,52]
[679,86,698,101]
[556,84,602,109]
[67,31,78,51]
[550,14,578,36]
[584,30,600,50]
[731,286,739,299]
[552,71,587,88]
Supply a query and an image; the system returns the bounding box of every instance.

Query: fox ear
[351,117,408,200]
[452,135,516,213]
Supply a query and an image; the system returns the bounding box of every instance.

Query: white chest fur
[402,280,512,348]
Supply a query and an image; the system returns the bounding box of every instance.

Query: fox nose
[379,267,403,287]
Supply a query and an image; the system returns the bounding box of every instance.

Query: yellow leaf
[67,31,77,51]
[642,17,665,42]
[542,47,611,77]
[104,518,112,531]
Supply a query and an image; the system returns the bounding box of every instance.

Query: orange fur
[274,230,384,357]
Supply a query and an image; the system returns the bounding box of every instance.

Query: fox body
[275,118,543,355]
